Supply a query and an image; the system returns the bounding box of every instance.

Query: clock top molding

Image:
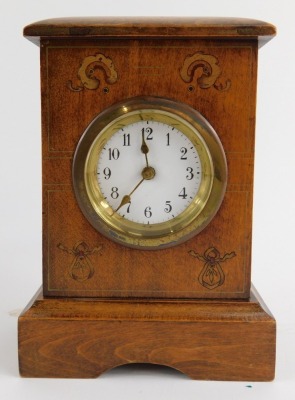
[24,17,276,46]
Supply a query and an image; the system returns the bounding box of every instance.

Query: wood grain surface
[37,34,259,298]
[24,17,276,46]
[18,286,276,380]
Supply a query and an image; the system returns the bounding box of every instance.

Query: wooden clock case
[18,17,276,380]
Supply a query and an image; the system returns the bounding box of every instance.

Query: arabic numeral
[144,206,152,218]
[164,201,172,213]
[108,148,120,160]
[111,187,119,199]
[103,167,111,180]
[178,187,188,199]
[142,127,153,140]
[166,132,170,146]
[123,133,130,146]
[180,147,188,160]
[186,167,194,180]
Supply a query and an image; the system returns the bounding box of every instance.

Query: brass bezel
[73,96,227,249]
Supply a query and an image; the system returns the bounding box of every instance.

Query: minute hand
[114,177,145,213]
[113,166,156,214]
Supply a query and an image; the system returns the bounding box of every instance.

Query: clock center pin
[142,166,156,180]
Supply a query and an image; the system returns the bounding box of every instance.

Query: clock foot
[18,286,275,380]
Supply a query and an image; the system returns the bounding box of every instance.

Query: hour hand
[141,141,149,155]
[141,130,149,166]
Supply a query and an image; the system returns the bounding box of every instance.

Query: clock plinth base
[18,287,275,381]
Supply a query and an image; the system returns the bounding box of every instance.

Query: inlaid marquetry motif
[57,241,102,282]
[189,247,236,289]
[180,51,231,91]
[67,53,118,92]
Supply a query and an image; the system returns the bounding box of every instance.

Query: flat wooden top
[24,17,276,45]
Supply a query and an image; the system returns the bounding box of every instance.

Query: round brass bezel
[73,96,227,249]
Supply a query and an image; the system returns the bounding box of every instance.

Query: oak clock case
[73,96,227,249]
[18,18,276,381]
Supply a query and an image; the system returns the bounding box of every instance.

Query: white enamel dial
[73,97,227,249]
[97,120,202,225]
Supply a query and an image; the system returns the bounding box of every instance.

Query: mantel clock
[18,17,276,381]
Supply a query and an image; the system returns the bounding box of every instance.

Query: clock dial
[73,97,227,249]
[97,120,202,224]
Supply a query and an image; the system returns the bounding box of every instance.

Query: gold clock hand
[114,166,156,214]
[114,177,144,213]
[141,130,149,167]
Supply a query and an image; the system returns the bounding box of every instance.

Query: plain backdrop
[0,0,294,399]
